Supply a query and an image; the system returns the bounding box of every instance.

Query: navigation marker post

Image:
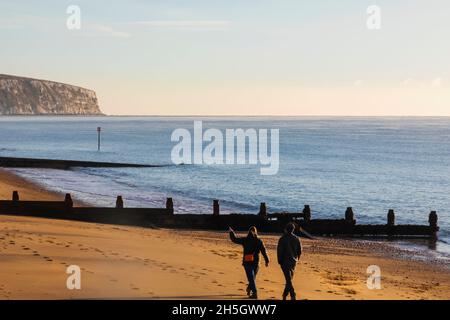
[97,127,101,151]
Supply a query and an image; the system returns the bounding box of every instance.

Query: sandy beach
[0,168,449,300]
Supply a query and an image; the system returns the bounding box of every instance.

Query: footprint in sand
[342,288,357,295]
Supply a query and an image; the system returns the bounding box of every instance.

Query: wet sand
[0,169,449,300]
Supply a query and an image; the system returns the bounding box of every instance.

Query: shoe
[282,293,288,300]
[246,285,251,296]
[249,293,258,299]
[291,294,296,301]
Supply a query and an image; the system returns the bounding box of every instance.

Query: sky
[0,0,449,116]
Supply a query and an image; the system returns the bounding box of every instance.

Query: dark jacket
[277,232,302,267]
[229,231,270,265]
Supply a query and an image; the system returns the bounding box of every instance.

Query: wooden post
[303,205,311,221]
[387,209,395,226]
[116,196,124,209]
[64,193,73,208]
[259,202,267,218]
[345,207,355,222]
[213,200,220,216]
[166,198,174,214]
[429,211,438,227]
[12,191,19,202]
[429,211,438,240]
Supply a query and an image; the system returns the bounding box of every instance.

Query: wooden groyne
[0,156,161,169]
[0,192,439,240]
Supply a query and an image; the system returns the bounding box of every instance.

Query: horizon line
[2,114,450,118]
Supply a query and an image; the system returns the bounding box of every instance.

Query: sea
[0,116,449,263]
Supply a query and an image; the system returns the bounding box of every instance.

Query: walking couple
[228,223,301,300]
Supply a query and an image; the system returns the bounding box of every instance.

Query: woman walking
[228,226,270,299]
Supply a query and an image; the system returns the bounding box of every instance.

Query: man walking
[277,223,302,300]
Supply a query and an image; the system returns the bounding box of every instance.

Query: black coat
[229,231,270,265]
[277,232,302,267]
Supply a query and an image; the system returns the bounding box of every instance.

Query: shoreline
[0,168,65,201]
[5,167,449,264]
[0,168,87,206]
[1,168,448,262]
[1,167,449,263]
[0,169,449,299]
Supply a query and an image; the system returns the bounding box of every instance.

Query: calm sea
[1,116,449,260]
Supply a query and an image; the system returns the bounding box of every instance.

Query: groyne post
[12,191,19,202]
[387,209,395,226]
[64,193,73,209]
[259,202,267,219]
[345,207,355,224]
[429,211,438,227]
[429,211,438,240]
[116,196,124,209]
[213,200,220,216]
[303,205,311,221]
[387,209,395,238]
[166,198,174,214]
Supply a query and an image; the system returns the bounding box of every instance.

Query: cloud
[401,78,413,87]
[81,24,131,38]
[0,15,56,30]
[401,77,445,88]
[353,80,363,87]
[0,15,130,38]
[127,20,231,30]
[431,77,442,88]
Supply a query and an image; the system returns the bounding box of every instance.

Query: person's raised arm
[228,227,244,245]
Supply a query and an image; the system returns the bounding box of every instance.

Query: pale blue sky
[0,0,449,115]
